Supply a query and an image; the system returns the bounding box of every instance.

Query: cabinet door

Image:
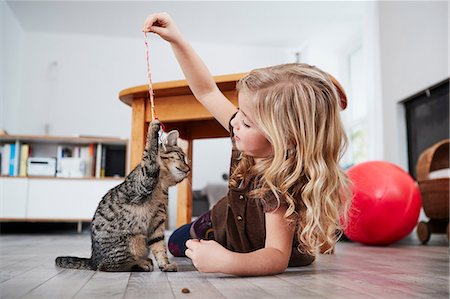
[27,179,120,220]
[0,178,29,218]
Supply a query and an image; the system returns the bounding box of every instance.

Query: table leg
[176,139,193,227]
[130,98,146,171]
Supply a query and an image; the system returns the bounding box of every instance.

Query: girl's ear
[164,130,179,147]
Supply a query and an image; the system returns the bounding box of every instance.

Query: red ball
[344,161,422,245]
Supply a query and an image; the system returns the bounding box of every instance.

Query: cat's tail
[55,256,95,270]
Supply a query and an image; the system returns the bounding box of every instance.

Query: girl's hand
[185,239,231,273]
[142,12,182,43]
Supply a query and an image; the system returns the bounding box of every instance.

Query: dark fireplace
[402,78,449,179]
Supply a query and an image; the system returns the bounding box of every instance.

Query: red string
[144,33,162,121]
[144,32,165,139]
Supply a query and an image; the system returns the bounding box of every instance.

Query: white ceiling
[6,1,366,47]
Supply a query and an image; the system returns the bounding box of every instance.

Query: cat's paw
[150,121,161,136]
[151,119,161,130]
[160,262,178,272]
[134,259,154,272]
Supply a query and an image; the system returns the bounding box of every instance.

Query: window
[341,46,369,168]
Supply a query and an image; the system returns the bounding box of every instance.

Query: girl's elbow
[263,248,290,274]
[280,260,290,273]
[272,256,289,274]
[271,263,288,275]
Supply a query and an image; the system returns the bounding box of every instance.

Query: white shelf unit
[0,134,129,229]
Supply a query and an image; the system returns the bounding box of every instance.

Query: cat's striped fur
[55,120,190,272]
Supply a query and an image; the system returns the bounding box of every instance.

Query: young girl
[142,12,351,276]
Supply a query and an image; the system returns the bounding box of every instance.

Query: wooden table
[119,74,243,226]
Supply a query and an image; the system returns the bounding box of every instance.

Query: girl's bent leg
[190,210,214,240]
[168,210,214,257]
[168,223,191,257]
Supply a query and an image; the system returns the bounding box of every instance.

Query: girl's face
[230,91,273,161]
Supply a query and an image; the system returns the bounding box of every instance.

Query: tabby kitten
[55,120,190,272]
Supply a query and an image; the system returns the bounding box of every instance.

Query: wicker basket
[415,139,449,244]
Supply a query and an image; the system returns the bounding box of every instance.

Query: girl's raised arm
[143,12,237,131]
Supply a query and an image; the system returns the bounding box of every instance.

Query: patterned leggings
[168,210,214,257]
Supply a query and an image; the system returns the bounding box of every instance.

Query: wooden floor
[0,232,448,299]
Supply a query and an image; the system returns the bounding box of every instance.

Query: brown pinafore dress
[211,113,315,267]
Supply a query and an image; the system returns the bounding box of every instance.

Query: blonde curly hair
[230,63,352,255]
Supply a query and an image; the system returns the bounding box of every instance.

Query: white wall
[0,1,3,126]
[5,32,292,137]
[0,1,6,128]
[378,1,448,170]
[362,2,384,162]
[1,2,25,132]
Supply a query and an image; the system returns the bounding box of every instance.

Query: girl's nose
[230,116,238,130]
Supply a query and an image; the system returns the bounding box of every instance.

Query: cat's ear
[164,130,179,147]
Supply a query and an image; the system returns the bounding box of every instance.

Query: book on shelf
[89,144,96,177]
[1,144,10,176]
[95,143,102,178]
[19,144,30,177]
[100,146,106,178]
[9,143,16,176]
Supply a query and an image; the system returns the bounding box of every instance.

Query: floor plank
[277,268,377,299]
[22,269,95,299]
[166,259,226,299]
[0,264,64,299]
[0,255,47,283]
[0,233,447,299]
[207,275,275,299]
[124,271,175,299]
[72,271,130,299]
[244,274,327,298]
